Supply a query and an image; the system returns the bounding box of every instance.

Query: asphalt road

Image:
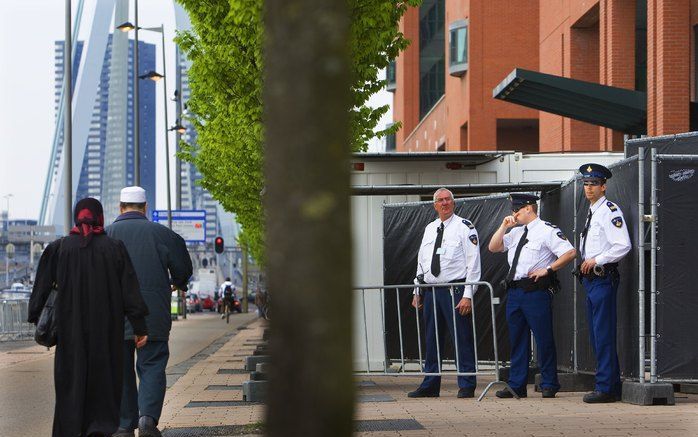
[0,310,256,437]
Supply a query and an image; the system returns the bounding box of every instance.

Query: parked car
[199,293,216,311]
[186,293,202,313]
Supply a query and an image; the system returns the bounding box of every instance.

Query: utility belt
[504,275,556,293]
[573,262,618,283]
[416,276,466,294]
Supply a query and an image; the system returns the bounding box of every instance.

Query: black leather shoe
[457,387,475,398]
[496,388,527,398]
[541,388,558,398]
[407,387,439,398]
[583,391,617,403]
[138,416,163,437]
[112,430,135,437]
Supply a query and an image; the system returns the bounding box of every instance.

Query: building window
[449,20,468,76]
[419,0,445,119]
[385,123,396,151]
[386,61,396,92]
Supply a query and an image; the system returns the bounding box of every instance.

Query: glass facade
[449,20,468,76]
[419,0,445,119]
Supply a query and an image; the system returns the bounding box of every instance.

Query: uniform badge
[544,222,558,228]
[556,231,567,241]
[587,165,593,173]
[612,217,623,228]
[606,201,617,212]
[462,219,475,229]
[469,235,478,245]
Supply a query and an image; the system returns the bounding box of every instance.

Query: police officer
[578,164,631,403]
[408,188,481,399]
[488,194,576,398]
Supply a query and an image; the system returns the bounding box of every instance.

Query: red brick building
[390,0,697,153]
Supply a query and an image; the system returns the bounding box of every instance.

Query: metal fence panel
[0,300,34,341]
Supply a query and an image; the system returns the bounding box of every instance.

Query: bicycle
[221,298,233,324]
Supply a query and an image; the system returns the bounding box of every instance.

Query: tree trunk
[264,0,353,435]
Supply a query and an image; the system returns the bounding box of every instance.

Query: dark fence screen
[382,138,698,381]
[383,195,512,363]
[656,158,698,379]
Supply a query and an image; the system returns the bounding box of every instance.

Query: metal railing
[0,299,33,341]
[354,281,516,401]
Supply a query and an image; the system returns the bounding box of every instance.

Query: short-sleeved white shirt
[580,196,631,265]
[415,214,482,298]
[502,217,574,281]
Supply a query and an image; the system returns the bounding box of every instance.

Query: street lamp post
[124,23,176,231]
[174,61,184,210]
[64,0,73,235]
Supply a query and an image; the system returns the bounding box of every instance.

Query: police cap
[509,193,539,209]
[579,163,612,181]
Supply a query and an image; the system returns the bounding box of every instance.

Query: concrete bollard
[245,355,270,371]
[243,380,268,402]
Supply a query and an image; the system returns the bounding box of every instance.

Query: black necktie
[581,209,593,258]
[431,223,444,277]
[506,226,528,282]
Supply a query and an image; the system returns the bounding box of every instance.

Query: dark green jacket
[107,212,193,341]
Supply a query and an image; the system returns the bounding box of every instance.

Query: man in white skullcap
[108,187,192,437]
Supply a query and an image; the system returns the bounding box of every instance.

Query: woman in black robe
[28,198,149,437]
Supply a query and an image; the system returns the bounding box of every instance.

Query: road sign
[152,210,207,243]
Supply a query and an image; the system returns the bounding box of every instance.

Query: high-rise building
[54,35,156,221]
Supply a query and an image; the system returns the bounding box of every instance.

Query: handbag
[34,238,63,347]
[34,287,58,347]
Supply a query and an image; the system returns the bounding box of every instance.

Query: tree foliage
[176,0,421,262]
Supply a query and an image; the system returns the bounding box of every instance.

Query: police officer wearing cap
[408,188,481,399]
[489,193,576,398]
[577,164,631,403]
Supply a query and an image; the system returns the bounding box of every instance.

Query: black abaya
[29,234,148,437]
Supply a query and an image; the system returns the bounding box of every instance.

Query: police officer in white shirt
[577,164,631,403]
[408,188,481,399]
[488,194,576,399]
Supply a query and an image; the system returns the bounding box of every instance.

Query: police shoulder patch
[469,234,478,245]
[462,219,475,229]
[606,201,618,212]
[556,231,568,241]
[612,216,623,228]
[544,221,558,228]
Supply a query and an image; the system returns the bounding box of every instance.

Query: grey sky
[0,0,391,221]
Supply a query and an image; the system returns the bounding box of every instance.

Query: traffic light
[214,236,224,254]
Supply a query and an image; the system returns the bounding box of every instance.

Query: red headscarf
[70,198,105,247]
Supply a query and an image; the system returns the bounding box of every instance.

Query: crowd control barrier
[353,281,516,401]
[0,299,33,341]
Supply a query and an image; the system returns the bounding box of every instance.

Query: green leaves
[176,0,420,263]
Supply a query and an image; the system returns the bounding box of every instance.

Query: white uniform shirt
[502,217,574,281]
[415,214,482,298]
[580,196,631,265]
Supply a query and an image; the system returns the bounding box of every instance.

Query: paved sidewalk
[160,319,266,435]
[0,339,53,370]
[159,321,698,436]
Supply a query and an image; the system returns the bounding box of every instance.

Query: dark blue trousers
[582,273,622,395]
[119,340,170,430]
[419,286,476,391]
[506,287,560,392]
